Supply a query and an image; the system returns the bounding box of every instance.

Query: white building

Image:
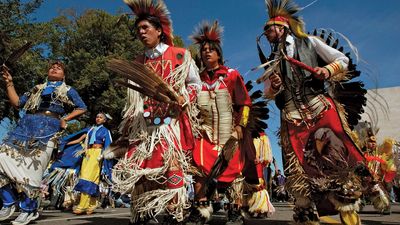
[361,86,400,142]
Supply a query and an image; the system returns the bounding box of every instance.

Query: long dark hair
[200,41,224,66]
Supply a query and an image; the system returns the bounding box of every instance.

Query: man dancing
[105,0,201,224]
[257,0,388,224]
[187,21,271,225]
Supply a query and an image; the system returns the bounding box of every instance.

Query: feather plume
[107,59,179,104]
[124,0,173,46]
[265,0,307,38]
[114,80,172,104]
[190,20,223,45]
[256,59,281,83]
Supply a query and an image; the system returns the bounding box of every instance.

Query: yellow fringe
[247,189,275,215]
[253,134,273,164]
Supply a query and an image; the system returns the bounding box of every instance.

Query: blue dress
[42,127,89,208]
[74,125,113,196]
[4,83,86,152]
[0,82,87,197]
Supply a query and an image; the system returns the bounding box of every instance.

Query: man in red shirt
[188,21,254,225]
[109,1,201,224]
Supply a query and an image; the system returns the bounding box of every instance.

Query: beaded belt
[36,110,61,119]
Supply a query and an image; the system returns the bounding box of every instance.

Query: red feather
[364,154,386,165]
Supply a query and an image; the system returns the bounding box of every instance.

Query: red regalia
[193,66,251,183]
[126,46,197,169]
[257,1,390,224]
[108,0,202,223]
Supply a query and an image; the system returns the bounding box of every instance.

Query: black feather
[245,80,270,136]
[252,101,268,108]
[250,90,263,99]
[245,80,253,92]
[313,30,367,128]
[3,42,32,66]
[332,39,339,49]
[319,30,325,39]
[312,29,317,36]
[325,33,332,45]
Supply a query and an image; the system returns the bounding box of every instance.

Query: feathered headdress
[191,20,223,45]
[124,0,174,46]
[264,0,307,38]
[190,20,224,65]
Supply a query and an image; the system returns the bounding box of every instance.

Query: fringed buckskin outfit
[259,1,389,224]
[0,81,86,213]
[108,1,201,223]
[112,42,200,223]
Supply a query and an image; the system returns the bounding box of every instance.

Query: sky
[3,0,399,172]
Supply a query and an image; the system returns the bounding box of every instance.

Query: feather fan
[107,59,179,104]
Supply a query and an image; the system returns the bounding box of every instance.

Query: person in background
[72,112,113,215]
[272,169,288,202]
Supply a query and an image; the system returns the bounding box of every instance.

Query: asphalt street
[2,202,399,225]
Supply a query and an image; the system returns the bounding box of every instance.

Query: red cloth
[126,140,165,168]
[179,112,195,151]
[287,97,364,166]
[193,139,243,183]
[166,170,184,189]
[384,171,396,183]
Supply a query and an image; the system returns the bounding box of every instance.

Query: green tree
[0,0,46,119]
[41,9,143,131]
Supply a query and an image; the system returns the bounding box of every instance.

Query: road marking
[320,216,341,224]
[35,212,131,223]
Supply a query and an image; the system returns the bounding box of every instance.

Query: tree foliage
[42,9,144,131]
[1,1,186,135]
[0,0,46,118]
